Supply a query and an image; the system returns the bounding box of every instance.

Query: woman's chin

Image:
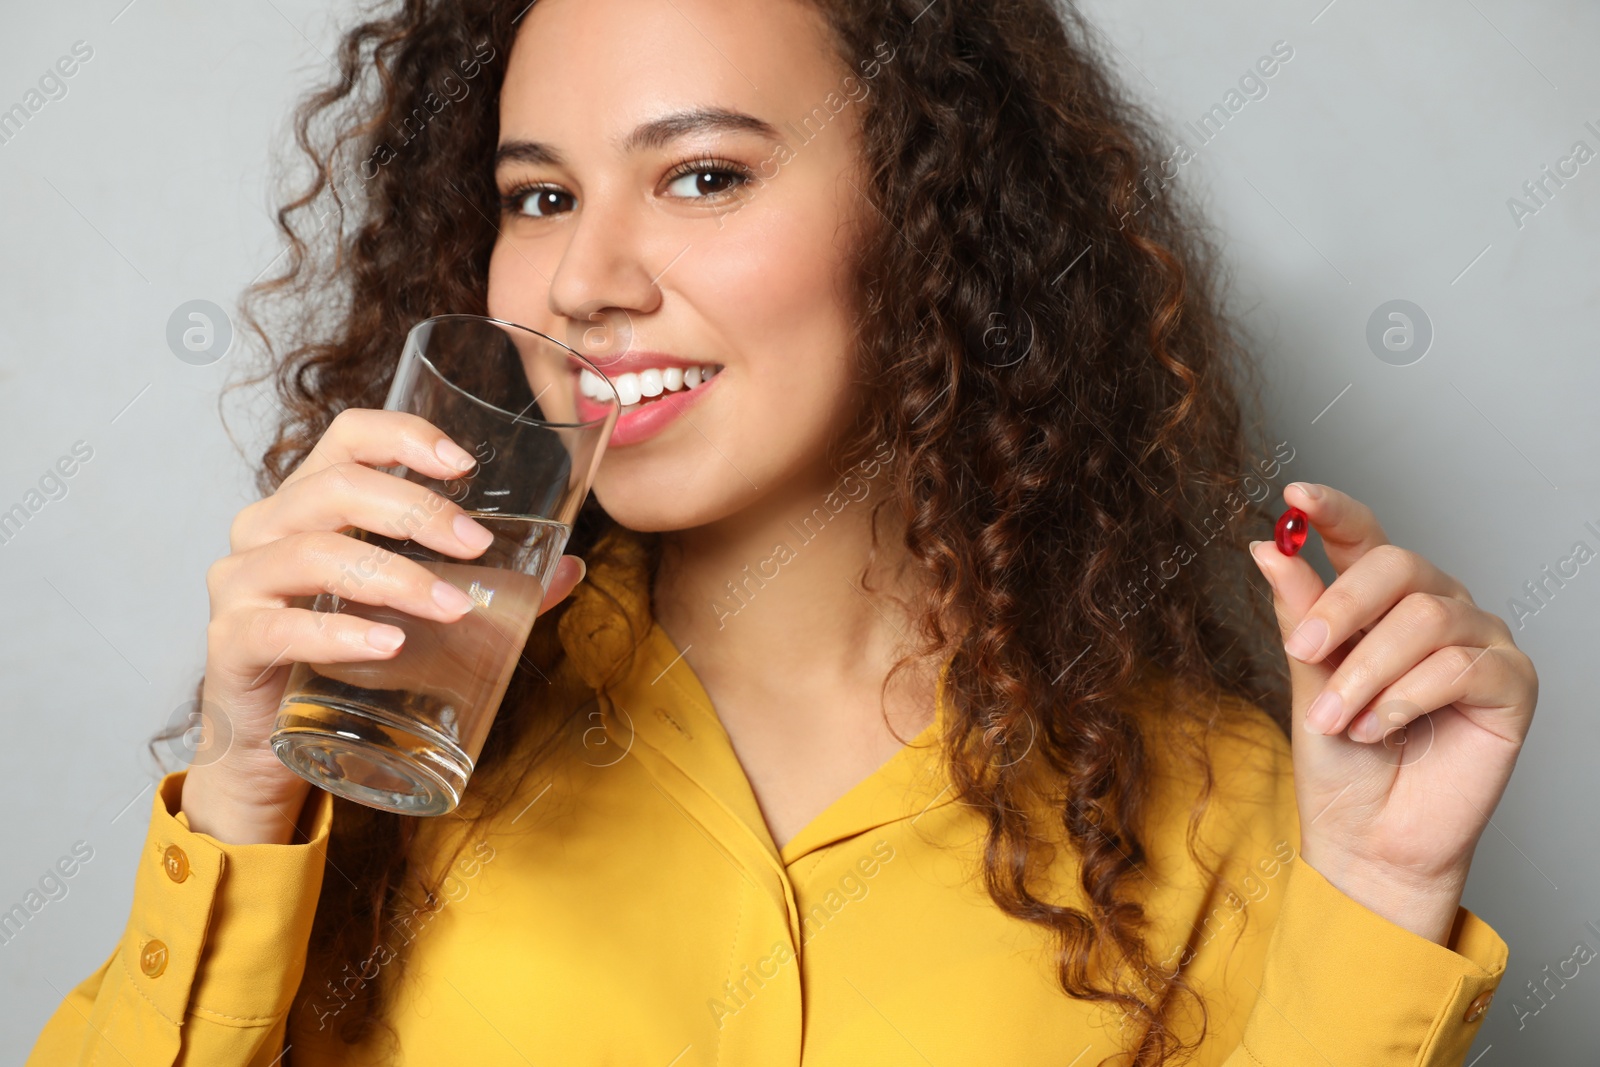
[588,481,723,536]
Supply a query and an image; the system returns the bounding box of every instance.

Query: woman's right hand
[180,408,588,846]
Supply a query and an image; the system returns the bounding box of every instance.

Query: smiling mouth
[579,363,725,412]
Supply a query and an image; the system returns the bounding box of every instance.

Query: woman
[30,0,1535,1064]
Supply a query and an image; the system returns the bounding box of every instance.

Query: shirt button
[1464,990,1494,1023]
[162,845,189,883]
[140,939,168,978]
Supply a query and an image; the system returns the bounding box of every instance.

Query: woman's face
[487,0,871,533]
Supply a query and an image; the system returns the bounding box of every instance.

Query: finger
[233,462,495,559]
[313,558,578,693]
[1249,539,1336,730]
[209,531,479,625]
[1343,645,1530,745]
[207,606,406,687]
[1283,482,1390,574]
[539,555,587,612]
[279,408,480,492]
[1299,592,1508,736]
[1283,544,1475,665]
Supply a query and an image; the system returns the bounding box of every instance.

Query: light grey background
[2,0,1595,1062]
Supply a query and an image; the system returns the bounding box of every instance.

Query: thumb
[1248,540,1338,736]
[538,554,587,614]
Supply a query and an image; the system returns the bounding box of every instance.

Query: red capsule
[1274,506,1308,556]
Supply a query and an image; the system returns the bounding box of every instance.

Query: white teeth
[585,363,723,408]
[615,372,642,405]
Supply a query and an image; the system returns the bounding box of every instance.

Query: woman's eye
[664,166,747,200]
[500,164,749,218]
[504,186,573,218]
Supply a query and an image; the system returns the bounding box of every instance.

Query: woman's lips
[574,369,721,448]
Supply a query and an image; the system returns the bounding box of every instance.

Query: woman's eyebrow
[495,106,784,169]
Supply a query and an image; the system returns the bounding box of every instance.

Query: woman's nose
[546,189,667,335]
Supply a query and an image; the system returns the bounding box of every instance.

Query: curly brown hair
[156,1,1293,1063]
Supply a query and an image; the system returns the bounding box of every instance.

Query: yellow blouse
[30,524,1507,1065]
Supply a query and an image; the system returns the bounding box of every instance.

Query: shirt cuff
[121,770,334,1028]
[1238,857,1507,1065]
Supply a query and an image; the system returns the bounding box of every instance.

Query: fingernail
[1249,541,1276,586]
[432,579,475,615]
[1304,689,1343,733]
[573,557,587,584]
[1284,617,1328,661]
[454,513,494,551]
[1291,481,1323,500]
[436,438,477,471]
[366,624,406,652]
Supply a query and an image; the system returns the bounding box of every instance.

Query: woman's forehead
[499,0,844,142]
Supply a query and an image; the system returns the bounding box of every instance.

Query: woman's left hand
[1249,482,1538,947]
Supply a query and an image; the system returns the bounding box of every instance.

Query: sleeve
[25,769,335,1066]
[1204,706,1510,1066]
[1220,857,1507,1066]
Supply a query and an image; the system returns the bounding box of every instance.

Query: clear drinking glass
[269,314,620,816]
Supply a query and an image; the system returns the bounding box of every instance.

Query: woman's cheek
[485,243,531,322]
[694,217,857,416]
